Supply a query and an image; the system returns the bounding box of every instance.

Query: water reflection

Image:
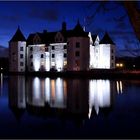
[8,76,116,123]
[9,76,26,120]
[0,73,3,96]
[89,80,116,117]
[116,81,123,94]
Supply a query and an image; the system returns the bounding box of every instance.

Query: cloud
[29,8,59,21]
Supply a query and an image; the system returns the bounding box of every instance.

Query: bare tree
[85,1,140,57]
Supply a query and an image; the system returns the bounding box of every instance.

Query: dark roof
[91,35,98,43]
[9,27,26,42]
[27,21,89,45]
[99,32,115,45]
[69,20,88,37]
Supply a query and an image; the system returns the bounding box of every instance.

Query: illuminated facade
[89,32,115,69]
[9,27,26,72]
[9,22,116,72]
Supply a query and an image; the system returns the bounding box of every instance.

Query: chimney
[62,21,66,31]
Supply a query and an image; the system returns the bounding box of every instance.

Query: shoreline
[2,69,140,79]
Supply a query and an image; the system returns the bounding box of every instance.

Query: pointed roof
[71,20,88,37]
[9,26,26,42]
[91,35,98,43]
[99,32,115,45]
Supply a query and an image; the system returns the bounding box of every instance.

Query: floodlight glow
[89,80,111,115]
[34,58,40,71]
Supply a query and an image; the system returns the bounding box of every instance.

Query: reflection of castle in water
[9,76,117,122]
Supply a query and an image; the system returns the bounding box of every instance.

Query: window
[30,47,33,51]
[76,42,80,48]
[20,62,23,66]
[20,54,23,58]
[111,49,114,53]
[112,63,114,67]
[30,62,33,67]
[64,45,66,49]
[41,54,44,58]
[20,47,23,51]
[52,46,55,50]
[75,51,80,57]
[112,56,114,60]
[56,38,58,42]
[30,55,33,59]
[45,47,48,52]
[64,53,67,58]
[52,54,55,58]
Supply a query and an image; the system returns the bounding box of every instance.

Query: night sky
[0,1,140,56]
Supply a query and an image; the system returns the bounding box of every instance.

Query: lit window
[20,47,23,51]
[52,54,55,58]
[64,61,67,66]
[76,42,80,48]
[20,62,23,66]
[41,54,44,58]
[20,54,23,58]
[120,63,123,67]
[75,51,80,57]
[116,63,119,67]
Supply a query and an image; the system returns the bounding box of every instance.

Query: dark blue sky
[0,1,140,56]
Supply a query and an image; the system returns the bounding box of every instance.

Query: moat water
[0,74,140,138]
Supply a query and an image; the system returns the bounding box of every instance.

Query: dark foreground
[0,76,140,138]
[5,69,140,79]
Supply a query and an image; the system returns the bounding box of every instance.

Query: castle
[9,21,115,72]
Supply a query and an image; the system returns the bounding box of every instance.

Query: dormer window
[55,32,63,42]
[33,34,41,44]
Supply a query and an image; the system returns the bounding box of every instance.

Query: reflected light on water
[32,77,44,106]
[0,73,3,96]
[50,79,55,105]
[89,80,111,116]
[33,77,40,99]
[44,78,50,102]
[50,78,66,108]
[116,81,123,94]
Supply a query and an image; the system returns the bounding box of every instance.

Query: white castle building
[9,21,115,72]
